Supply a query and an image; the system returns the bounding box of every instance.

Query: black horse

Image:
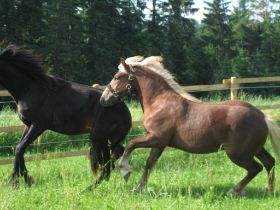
[0,45,131,187]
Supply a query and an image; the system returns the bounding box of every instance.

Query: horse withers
[100,56,280,196]
[0,45,132,188]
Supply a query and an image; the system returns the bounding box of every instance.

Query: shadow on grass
[144,183,280,200]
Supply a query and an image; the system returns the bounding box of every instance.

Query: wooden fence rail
[223,76,280,100]
[0,76,280,165]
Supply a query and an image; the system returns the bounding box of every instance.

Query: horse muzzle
[100,89,117,107]
[100,96,112,107]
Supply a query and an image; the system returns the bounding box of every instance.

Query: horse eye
[114,77,120,81]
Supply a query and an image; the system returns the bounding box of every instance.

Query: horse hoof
[123,171,131,182]
[25,175,34,186]
[132,184,144,193]
[79,184,94,194]
[9,174,19,187]
[120,165,132,182]
[226,188,245,197]
[10,178,19,189]
[263,186,274,193]
[86,184,94,191]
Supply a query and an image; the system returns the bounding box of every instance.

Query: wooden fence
[0,75,280,165]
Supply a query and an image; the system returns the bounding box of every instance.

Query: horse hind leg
[226,153,263,196]
[256,148,275,192]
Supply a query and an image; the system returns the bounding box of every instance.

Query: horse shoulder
[143,100,181,138]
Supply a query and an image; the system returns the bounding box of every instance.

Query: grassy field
[1,149,280,210]
[0,96,280,209]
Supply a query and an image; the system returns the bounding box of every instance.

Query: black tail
[89,102,132,178]
[89,133,110,176]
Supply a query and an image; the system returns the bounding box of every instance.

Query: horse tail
[265,117,280,159]
[89,145,100,175]
[89,102,131,178]
[89,133,110,176]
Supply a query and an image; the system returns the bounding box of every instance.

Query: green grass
[1,149,280,210]
[0,97,280,209]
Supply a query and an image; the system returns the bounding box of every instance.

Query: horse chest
[17,103,33,124]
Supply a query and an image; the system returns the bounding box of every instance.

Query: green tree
[16,0,46,48]
[44,0,86,82]
[0,0,17,46]
[0,0,45,49]
[230,0,254,77]
[145,0,166,55]
[117,0,146,57]
[161,0,199,84]
[85,0,121,84]
[201,0,233,82]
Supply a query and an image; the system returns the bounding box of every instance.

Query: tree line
[0,0,280,86]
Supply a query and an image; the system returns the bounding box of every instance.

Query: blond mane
[119,56,201,102]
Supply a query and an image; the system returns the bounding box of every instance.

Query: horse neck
[0,61,33,102]
[135,71,176,110]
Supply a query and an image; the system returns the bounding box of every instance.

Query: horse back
[41,81,130,135]
[218,99,264,116]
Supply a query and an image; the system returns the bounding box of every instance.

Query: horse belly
[50,111,92,135]
[169,135,221,154]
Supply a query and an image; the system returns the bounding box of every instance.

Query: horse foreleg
[12,125,43,186]
[19,126,32,182]
[119,134,160,182]
[133,147,164,193]
[11,126,29,185]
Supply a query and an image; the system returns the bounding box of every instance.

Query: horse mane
[120,56,201,102]
[0,45,48,84]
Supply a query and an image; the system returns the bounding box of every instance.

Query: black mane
[0,45,48,83]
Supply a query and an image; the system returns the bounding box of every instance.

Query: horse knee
[228,154,263,177]
[146,158,155,169]
[249,162,263,177]
[264,157,275,172]
[256,149,275,172]
[15,145,23,157]
[267,156,275,170]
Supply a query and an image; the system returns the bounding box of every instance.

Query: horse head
[100,57,139,106]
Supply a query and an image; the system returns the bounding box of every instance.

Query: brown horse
[100,56,280,196]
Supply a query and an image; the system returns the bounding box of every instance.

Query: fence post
[35,135,41,145]
[230,76,239,100]
[92,84,100,88]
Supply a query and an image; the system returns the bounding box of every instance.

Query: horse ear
[120,57,129,72]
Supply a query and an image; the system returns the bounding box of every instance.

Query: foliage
[1,0,280,86]
[200,0,233,82]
